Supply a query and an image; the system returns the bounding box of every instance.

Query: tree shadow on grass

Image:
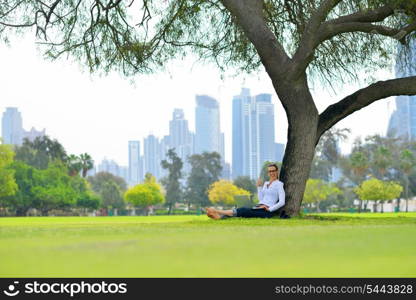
[189,213,416,226]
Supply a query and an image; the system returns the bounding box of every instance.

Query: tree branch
[45,0,62,26]
[292,0,343,74]
[319,3,416,42]
[220,0,290,79]
[325,5,394,25]
[292,3,415,75]
[317,76,416,141]
[318,21,416,45]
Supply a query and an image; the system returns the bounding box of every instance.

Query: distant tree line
[0,136,99,216]
[0,135,263,216]
[6,131,412,216]
[305,128,416,213]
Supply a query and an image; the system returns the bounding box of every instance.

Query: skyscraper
[387,38,416,140]
[144,134,161,179]
[275,143,285,163]
[2,107,23,145]
[195,95,222,156]
[170,109,190,147]
[255,93,276,169]
[128,141,142,185]
[232,88,250,178]
[169,108,193,174]
[232,88,276,179]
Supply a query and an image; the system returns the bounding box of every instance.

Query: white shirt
[257,180,285,212]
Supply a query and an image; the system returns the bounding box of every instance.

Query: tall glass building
[128,141,142,185]
[169,109,194,174]
[256,93,276,169]
[194,95,223,157]
[232,89,276,179]
[232,88,250,178]
[387,38,416,140]
[2,107,23,145]
[144,134,161,179]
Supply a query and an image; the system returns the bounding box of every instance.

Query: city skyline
[0,34,396,168]
[2,96,277,184]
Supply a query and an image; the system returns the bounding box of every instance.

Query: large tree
[398,148,416,211]
[161,148,183,214]
[14,136,68,169]
[1,161,39,216]
[208,179,250,206]
[233,176,257,196]
[79,153,94,178]
[303,178,341,212]
[0,144,17,198]
[87,171,127,193]
[1,160,90,216]
[2,0,416,215]
[87,171,127,211]
[354,177,403,212]
[186,152,222,208]
[124,176,165,215]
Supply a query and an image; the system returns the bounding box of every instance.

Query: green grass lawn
[0,213,415,277]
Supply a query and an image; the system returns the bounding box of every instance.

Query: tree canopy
[14,136,68,169]
[88,171,127,193]
[233,176,257,196]
[1,160,97,215]
[161,148,183,214]
[1,0,415,82]
[354,177,403,202]
[0,144,18,198]
[87,171,127,210]
[124,180,165,208]
[303,178,341,212]
[208,179,250,206]
[185,152,222,207]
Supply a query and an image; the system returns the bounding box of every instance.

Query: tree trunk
[279,129,318,216]
[405,175,409,213]
[277,81,319,216]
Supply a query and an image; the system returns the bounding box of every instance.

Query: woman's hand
[257,204,269,211]
[256,178,263,187]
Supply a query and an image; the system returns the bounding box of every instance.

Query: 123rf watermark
[3,280,127,297]
[275,284,414,296]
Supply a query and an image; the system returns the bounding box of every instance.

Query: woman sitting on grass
[206,164,285,219]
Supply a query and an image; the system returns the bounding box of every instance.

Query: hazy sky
[0,35,395,166]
